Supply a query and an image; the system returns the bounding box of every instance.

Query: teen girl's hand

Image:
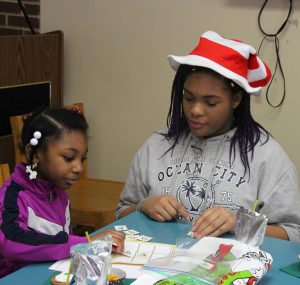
[90,230,124,253]
[192,206,236,238]
[141,195,189,222]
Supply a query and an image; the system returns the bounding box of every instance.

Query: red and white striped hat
[167,31,271,95]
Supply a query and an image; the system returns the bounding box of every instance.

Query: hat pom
[247,54,272,88]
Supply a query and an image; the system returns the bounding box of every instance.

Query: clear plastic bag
[176,234,197,250]
[143,237,273,285]
[70,235,112,285]
[143,250,232,285]
[235,208,268,247]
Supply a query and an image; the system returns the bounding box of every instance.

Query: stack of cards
[114,225,153,242]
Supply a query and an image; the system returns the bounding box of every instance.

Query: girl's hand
[192,206,236,238]
[141,195,189,222]
[90,230,124,253]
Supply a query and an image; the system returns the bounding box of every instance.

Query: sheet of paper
[49,240,175,279]
[130,272,165,285]
[112,264,143,279]
[111,240,175,265]
[49,258,71,272]
[50,259,143,279]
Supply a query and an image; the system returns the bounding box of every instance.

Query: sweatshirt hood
[190,128,236,144]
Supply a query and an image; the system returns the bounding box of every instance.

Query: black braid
[21,107,88,165]
[162,65,270,177]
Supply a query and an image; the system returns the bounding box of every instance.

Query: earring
[26,163,38,180]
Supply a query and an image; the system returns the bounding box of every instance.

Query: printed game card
[114,225,128,231]
[137,235,153,242]
[123,229,140,235]
[125,234,140,241]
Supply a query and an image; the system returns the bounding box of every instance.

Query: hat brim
[167,54,262,96]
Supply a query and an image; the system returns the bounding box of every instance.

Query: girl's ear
[232,92,243,109]
[24,144,39,164]
[24,143,32,161]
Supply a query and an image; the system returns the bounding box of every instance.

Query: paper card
[137,235,153,242]
[124,229,140,235]
[49,258,71,273]
[114,225,128,231]
[126,234,140,240]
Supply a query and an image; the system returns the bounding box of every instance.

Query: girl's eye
[63,156,74,162]
[81,157,87,163]
[183,92,194,101]
[206,101,217,107]
[206,99,219,107]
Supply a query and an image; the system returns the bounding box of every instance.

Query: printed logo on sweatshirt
[158,159,246,220]
[158,162,246,188]
[175,176,240,220]
[176,177,218,216]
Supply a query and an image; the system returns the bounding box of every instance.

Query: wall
[40,0,300,182]
[0,0,40,35]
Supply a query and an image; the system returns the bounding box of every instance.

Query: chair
[0,163,10,186]
[10,103,124,229]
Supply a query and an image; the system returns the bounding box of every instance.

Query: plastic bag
[144,250,232,284]
[235,208,268,247]
[70,235,112,285]
[144,237,273,285]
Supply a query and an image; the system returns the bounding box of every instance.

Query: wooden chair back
[10,103,87,178]
[0,163,10,186]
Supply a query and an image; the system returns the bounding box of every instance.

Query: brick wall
[0,0,40,35]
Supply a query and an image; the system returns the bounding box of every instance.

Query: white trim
[64,200,70,234]
[202,31,256,59]
[28,207,64,235]
[167,55,262,96]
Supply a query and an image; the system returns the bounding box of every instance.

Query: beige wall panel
[41,0,300,182]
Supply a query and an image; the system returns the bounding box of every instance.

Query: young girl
[0,107,124,277]
[116,31,300,242]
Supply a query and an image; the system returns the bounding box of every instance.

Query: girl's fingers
[169,199,190,220]
[154,207,174,221]
[112,238,124,253]
[192,207,236,237]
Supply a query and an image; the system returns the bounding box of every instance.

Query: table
[1,212,299,285]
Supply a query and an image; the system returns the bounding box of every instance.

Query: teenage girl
[0,107,124,277]
[116,31,300,242]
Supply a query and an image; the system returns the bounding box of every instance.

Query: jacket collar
[11,163,63,199]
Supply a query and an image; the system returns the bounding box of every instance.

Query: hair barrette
[30,131,42,146]
[22,113,33,122]
[70,107,83,116]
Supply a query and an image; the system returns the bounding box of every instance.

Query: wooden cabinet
[0,31,63,170]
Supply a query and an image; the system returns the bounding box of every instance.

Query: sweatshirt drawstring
[169,134,193,196]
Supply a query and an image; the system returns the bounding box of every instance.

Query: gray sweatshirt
[116,128,300,242]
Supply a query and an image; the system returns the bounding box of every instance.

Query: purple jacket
[0,163,87,277]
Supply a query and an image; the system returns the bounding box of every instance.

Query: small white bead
[30,138,38,146]
[33,131,42,139]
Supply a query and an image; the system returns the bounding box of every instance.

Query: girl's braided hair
[21,107,88,165]
[162,65,270,177]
